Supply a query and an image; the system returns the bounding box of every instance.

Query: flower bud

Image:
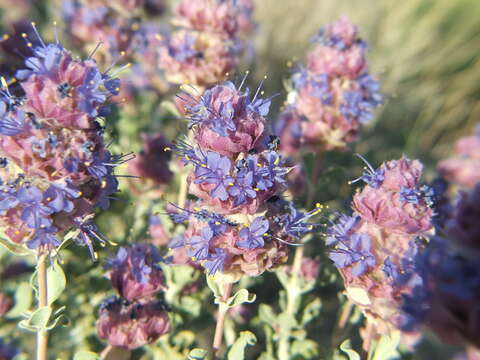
[97,297,170,350]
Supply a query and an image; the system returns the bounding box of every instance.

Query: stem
[277,246,303,360]
[331,300,354,347]
[278,156,324,360]
[212,282,233,359]
[177,167,188,208]
[36,253,48,360]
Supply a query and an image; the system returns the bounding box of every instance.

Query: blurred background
[0,0,479,358]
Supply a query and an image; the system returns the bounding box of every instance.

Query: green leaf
[206,275,221,299]
[47,260,66,305]
[345,287,371,306]
[227,331,257,360]
[278,312,297,331]
[188,348,208,360]
[0,236,32,256]
[29,306,52,329]
[291,339,319,358]
[179,296,201,317]
[371,331,401,360]
[19,306,52,332]
[45,313,69,330]
[275,269,290,288]
[301,298,322,325]
[73,351,101,360]
[258,304,276,325]
[6,282,32,318]
[340,340,361,360]
[227,289,256,308]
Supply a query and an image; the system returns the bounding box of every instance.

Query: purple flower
[168,32,199,62]
[358,74,383,106]
[17,186,53,229]
[189,226,213,260]
[44,181,80,213]
[168,235,185,249]
[245,85,273,116]
[0,107,25,136]
[279,203,319,239]
[185,86,237,137]
[85,152,112,179]
[326,213,360,246]
[27,227,60,249]
[95,174,119,210]
[237,217,269,249]
[340,90,374,124]
[130,245,163,283]
[64,157,80,173]
[350,154,384,189]
[329,233,376,276]
[194,151,232,200]
[74,218,106,259]
[16,43,66,80]
[228,169,256,205]
[257,151,289,189]
[0,187,19,213]
[204,248,227,275]
[77,67,108,117]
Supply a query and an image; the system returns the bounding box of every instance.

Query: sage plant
[167,79,319,357]
[0,24,124,360]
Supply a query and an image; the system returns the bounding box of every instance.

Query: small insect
[57,82,73,98]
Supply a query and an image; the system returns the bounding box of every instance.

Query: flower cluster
[97,244,170,349]
[0,26,122,256]
[168,81,319,279]
[62,0,163,64]
[62,0,168,95]
[158,0,255,89]
[400,184,480,349]
[326,156,434,346]
[438,124,480,189]
[276,17,383,153]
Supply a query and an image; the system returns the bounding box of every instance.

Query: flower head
[0,26,123,257]
[278,17,382,153]
[97,297,170,350]
[105,244,166,301]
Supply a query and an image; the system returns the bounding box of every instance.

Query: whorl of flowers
[97,244,170,349]
[325,156,434,343]
[400,184,480,349]
[158,0,255,89]
[0,25,123,256]
[62,0,165,63]
[277,17,383,153]
[168,80,319,279]
[438,124,480,189]
[62,0,168,95]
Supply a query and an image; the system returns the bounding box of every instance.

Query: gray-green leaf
[6,282,32,318]
[47,260,66,305]
[340,340,361,360]
[188,348,208,360]
[73,351,101,360]
[227,331,257,360]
